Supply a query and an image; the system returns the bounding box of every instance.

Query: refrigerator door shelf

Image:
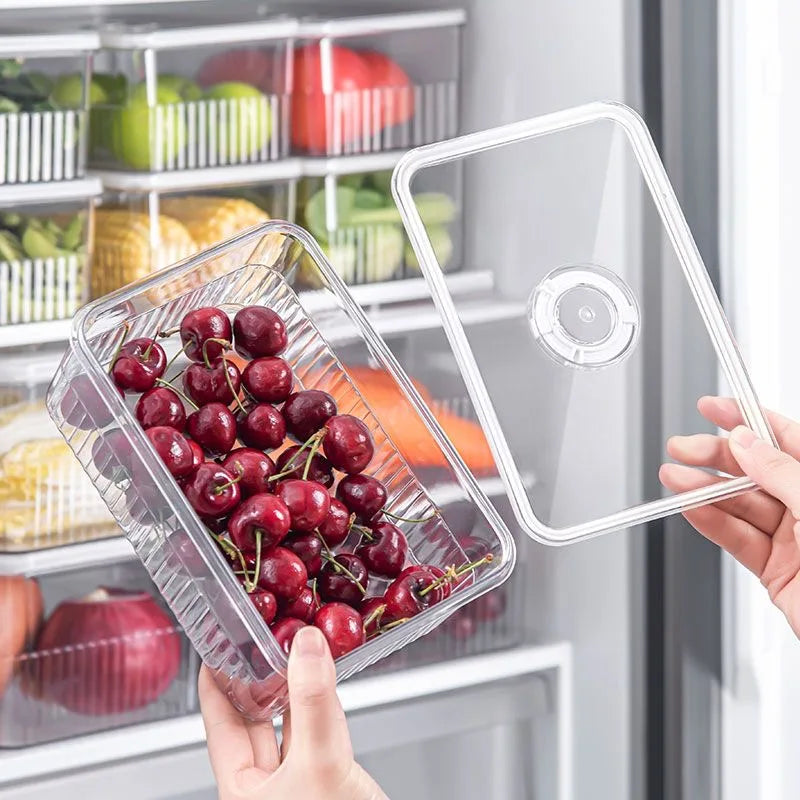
[393,101,773,545]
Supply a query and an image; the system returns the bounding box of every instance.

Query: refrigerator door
[393,102,772,545]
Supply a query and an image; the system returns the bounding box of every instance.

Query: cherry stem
[202,337,231,370]
[381,508,437,524]
[353,524,374,543]
[315,530,336,560]
[222,358,247,415]
[417,554,494,599]
[142,337,156,361]
[213,473,242,495]
[311,578,320,610]
[268,430,326,482]
[322,554,367,596]
[209,530,251,591]
[362,603,386,631]
[454,553,494,577]
[108,322,131,371]
[158,326,180,338]
[302,433,323,481]
[155,378,199,410]
[380,617,411,633]
[165,339,193,372]
[248,530,262,593]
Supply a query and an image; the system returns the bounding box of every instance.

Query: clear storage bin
[90,13,295,171]
[292,8,464,156]
[0,560,194,747]
[296,158,462,286]
[0,346,117,552]
[46,222,515,720]
[91,165,297,298]
[0,179,100,327]
[0,27,97,184]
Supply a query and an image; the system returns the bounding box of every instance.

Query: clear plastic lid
[393,101,774,545]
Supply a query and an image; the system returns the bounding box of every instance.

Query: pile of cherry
[99,304,493,660]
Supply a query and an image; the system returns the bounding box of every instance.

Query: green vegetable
[339,173,366,191]
[303,186,358,240]
[22,226,65,259]
[353,188,388,210]
[0,230,24,262]
[93,73,128,105]
[61,214,84,252]
[0,60,22,80]
[0,212,21,227]
[367,170,393,195]
[404,226,454,271]
[0,95,19,113]
[24,72,53,98]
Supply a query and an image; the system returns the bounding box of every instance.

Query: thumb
[729,426,800,519]
[285,625,352,766]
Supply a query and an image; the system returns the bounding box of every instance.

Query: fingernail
[730,426,757,450]
[293,626,326,657]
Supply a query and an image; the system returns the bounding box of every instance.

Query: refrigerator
[0,0,794,798]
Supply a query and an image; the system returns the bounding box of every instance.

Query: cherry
[323,415,374,474]
[275,445,334,488]
[91,428,133,479]
[383,567,439,620]
[228,493,291,553]
[318,498,351,547]
[270,617,306,655]
[187,402,237,456]
[473,589,507,622]
[61,374,122,429]
[282,390,336,442]
[187,439,205,474]
[314,603,365,659]
[257,546,308,601]
[279,585,320,623]
[203,515,229,535]
[221,447,276,497]
[145,426,194,478]
[318,553,369,606]
[284,533,323,577]
[275,479,330,532]
[233,306,287,359]
[336,474,387,522]
[237,403,286,451]
[242,357,293,403]
[183,359,241,406]
[183,462,241,517]
[111,338,166,393]
[180,307,231,364]
[135,386,186,431]
[360,597,389,638]
[396,564,451,603]
[356,521,408,579]
[250,589,278,625]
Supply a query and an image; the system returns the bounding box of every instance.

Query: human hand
[199,625,388,800]
[660,395,800,639]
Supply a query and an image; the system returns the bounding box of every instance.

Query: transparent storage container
[393,101,774,544]
[91,165,297,298]
[46,222,515,720]
[0,179,100,327]
[0,560,194,747]
[0,27,97,184]
[90,13,295,171]
[296,157,462,286]
[292,8,464,156]
[0,346,117,552]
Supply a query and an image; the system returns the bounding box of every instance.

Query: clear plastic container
[393,101,774,545]
[296,157,462,286]
[46,222,514,720]
[0,346,117,552]
[0,560,194,747]
[91,165,297,298]
[0,179,100,327]
[292,7,464,156]
[0,27,97,184]
[91,13,295,171]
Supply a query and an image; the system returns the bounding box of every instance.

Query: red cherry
[336,474,386,522]
[314,603,365,659]
[145,426,194,478]
[221,447,276,497]
[187,439,204,473]
[183,359,241,406]
[183,463,241,517]
[318,553,368,606]
[91,428,133,479]
[279,585,320,623]
[135,386,186,430]
[180,307,232,365]
[276,445,334,488]
[111,338,166,393]
[360,596,389,638]
[187,402,237,456]
[356,521,408,579]
[242,357,293,403]
[284,532,323,577]
[257,546,308,601]
[227,493,291,552]
[383,567,439,620]
[282,390,336,442]
[233,306,287,359]
[250,589,278,625]
[204,515,229,535]
[237,403,286,451]
[61,374,123,430]
[323,415,374,474]
[274,479,330,532]
[270,617,306,655]
[318,498,351,547]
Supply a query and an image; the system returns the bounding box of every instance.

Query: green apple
[112,84,186,170]
[157,74,203,101]
[204,81,272,161]
[51,73,107,109]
